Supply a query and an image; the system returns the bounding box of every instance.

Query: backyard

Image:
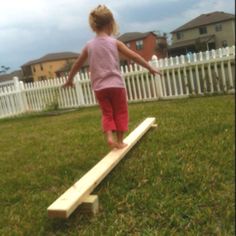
[0,95,235,235]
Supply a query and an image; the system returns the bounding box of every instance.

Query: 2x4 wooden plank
[47,117,156,218]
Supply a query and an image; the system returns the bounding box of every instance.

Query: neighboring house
[21,52,79,82]
[118,31,168,65]
[0,70,23,83]
[169,11,235,56]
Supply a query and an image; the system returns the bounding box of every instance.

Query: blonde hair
[89,5,118,35]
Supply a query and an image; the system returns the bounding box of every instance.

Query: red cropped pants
[95,88,128,132]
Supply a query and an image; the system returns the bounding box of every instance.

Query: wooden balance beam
[47,117,156,218]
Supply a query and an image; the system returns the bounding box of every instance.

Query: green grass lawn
[0,95,235,235]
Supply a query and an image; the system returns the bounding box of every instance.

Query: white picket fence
[0,46,235,119]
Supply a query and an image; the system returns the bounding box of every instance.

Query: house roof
[0,70,23,82]
[168,35,215,49]
[118,31,160,43]
[171,11,235,33]
[22,52,79,67]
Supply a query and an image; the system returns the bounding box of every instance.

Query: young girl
[63,5,161,149]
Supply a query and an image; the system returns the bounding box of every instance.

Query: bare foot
[107,139,119,149]
[106,131,119,149]
[117,142,128,149]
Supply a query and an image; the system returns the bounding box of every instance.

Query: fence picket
[140,67,147,100]
[172,68,177,96]
[166,69,172,96]
[220,61,227,92]
[227,60,234,90]
[195,64,202,94]
[126,64,133,101]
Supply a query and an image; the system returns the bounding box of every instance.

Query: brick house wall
[119,32,168,65]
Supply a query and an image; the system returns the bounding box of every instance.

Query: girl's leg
[111,88,129,149]
[116,131,128,149]
[95,89,119,149]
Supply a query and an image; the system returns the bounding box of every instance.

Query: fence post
[13,77,26,113]
[151,55,163,98]
[181,55,189,95]
[74,73,85,106]
[19,80,29,111]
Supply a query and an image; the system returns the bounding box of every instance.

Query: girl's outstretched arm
[63,47,88,88]
[117,40,162,76]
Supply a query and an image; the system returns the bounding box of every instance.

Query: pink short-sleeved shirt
[85,36,125,91]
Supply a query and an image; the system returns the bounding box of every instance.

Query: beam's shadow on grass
[46,211,93,233]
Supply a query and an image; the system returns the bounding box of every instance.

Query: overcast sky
[0,0,235,72]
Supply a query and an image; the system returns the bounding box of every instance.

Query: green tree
[0,65,10,74]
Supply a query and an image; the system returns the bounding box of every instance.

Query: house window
[136,40,143,50]
[156,38,167,51]
[156,38,164,45]
[222,40,228,47]
[126,43,131,48]
[176,32,184,40]
[208,42,216,50]
[33,66,36,72]
[199,26,207,35]
[215,24,222,32]
[40,64,43,71]
[38,76,46,81]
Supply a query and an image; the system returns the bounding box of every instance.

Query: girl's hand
[149,67,162,76]
[62,80,74,88]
